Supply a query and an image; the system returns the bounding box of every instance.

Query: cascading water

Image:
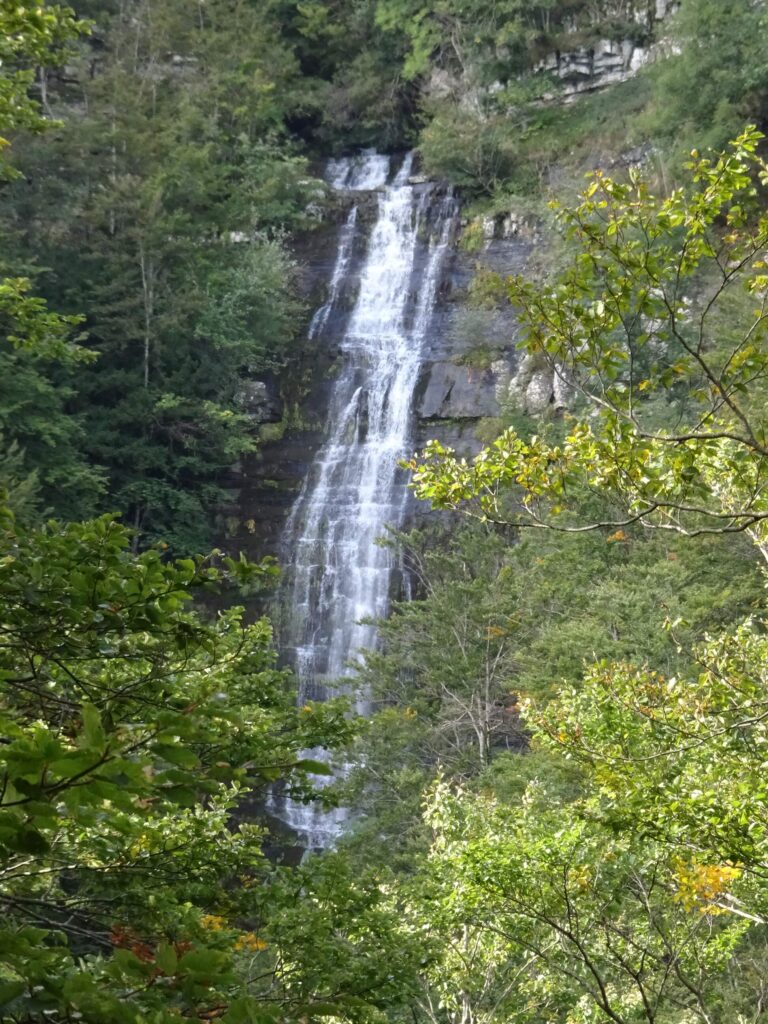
[273,151,456,847]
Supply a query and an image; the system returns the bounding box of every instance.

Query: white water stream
[273,152,456,847]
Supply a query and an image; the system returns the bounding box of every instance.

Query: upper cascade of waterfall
[272,151,457,847]
[324,150,414,192]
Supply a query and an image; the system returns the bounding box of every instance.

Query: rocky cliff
[222,179,551,566]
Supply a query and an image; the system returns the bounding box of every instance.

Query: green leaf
[155,941,178,975]
[6,826,50,854]
[0,981,25,1008]
[154,744,199,769]
[222,996,273,1024]
[80,703,105,749]
[179,948,228,979]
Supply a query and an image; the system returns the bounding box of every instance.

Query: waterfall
[273,152,456,847]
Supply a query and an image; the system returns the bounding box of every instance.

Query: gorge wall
[219,0,688,582]
[225,172,544,571]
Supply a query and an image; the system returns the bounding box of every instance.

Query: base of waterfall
[266,747,353,850]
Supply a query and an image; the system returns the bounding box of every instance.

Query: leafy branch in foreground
[0,506,365,1022]
[404,125,768,1024]
[412,608,768,1024]
[410,127,768,558]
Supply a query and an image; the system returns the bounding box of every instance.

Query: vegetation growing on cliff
[5,0,768,1022]
[3,0,768,545]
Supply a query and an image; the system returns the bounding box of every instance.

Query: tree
[647,0,768,159]
[536,623,768,898]
[410,615,768,1024]
[404,128,768,1024]
[343,515,761,872]
[412,127,768,562]
[0,0,83,151]
[1,0,329,542]
[0,0,105,522]
[0,0,86,355]
[0,504,371,1022]
[416,773,754,1024]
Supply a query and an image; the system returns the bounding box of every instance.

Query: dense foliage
[6,0,768,1022]
[397,128,768,1024]
[0,508,358,1021]
[413,128,768,550]
[4,0,768,543]
[4,0,314,546]
[1,0,414,547]
[343,521,762,864]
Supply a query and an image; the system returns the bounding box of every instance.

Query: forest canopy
[3,0,768,1022]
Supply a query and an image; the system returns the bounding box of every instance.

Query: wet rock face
[238,377,282,424]
[227,187,544,563]
[414,210,537,438]
[506,354,570,415]
[416,361,499,420]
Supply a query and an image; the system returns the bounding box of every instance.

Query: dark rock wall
[223,192,545,567]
